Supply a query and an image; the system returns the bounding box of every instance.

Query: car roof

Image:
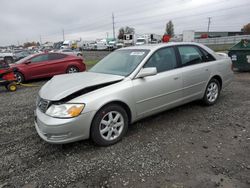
[117,42,218,58]
[118,42,209,51]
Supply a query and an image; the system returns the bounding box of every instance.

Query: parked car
[0,51,14,64]
[35,43,233,146]
[58,49,82,57]
[11,52,85,83]
[13,50,32,61]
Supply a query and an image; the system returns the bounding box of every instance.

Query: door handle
[205,69,209,71]
[173,77,179,80]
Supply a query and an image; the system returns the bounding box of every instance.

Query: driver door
[26,54,50,79]
[132,47,183,118]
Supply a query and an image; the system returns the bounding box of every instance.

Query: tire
[14,72,24,83]
[202,78,221,106]
[6,83,17,92]
[66,66,79,73]
[4,57,14,64]
[91,104,129,146]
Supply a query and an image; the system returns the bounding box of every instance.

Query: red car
[11,52,86,83]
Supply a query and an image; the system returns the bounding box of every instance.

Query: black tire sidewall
[4,57,13,64]
[15,72,24,83]
[91,104,128,146]
[203,79,221,105]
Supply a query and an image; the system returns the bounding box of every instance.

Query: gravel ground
[0,73,250,188]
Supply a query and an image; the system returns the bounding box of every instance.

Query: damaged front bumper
[34,108,96,144]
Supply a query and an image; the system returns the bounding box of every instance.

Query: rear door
[176,45,214,102]
[132,47,183,118]
[47,53,68,75]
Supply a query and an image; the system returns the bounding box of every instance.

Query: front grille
[38,98,50,113]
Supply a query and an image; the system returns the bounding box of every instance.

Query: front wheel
[91,104,129,146]
[14,72,24,83]
[202,79,220,105]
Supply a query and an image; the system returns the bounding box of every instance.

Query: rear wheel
[14,72,24,83]
[66,66,79,73]
[4,57,14,64]
[202,78,220,105]
[91,104,128,146]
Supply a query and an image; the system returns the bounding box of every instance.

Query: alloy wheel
[206,82,219,103]
[67,67,78,73]
[99,111,124,141]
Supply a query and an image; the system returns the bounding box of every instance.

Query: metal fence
[195,35,250,45]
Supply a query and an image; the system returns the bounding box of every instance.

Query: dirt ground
[0,72,250,188]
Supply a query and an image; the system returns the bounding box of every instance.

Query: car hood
[39,72,124,101]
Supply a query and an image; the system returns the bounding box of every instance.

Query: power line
[38,1,249,41]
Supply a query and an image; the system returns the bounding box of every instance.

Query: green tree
[242,23,250,34]
[124,26,135,34]
[118,27,125,39]
[165,20,174,36]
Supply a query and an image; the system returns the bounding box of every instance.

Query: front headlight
[45,103,85,118]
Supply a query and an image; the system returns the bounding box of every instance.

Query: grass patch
[85,60,99,66]
[84,60,99,70]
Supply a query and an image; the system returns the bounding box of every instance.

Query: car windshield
[89,49,149,76]
[137,39,146,42]
[15,54,36,64]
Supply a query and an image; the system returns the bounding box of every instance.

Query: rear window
[49,53,67,60]
[178,46,203,66]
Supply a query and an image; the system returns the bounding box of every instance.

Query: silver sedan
[35,42,233,146]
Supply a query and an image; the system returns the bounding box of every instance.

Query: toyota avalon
[35,43,233,146]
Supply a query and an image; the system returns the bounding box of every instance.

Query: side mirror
[24,60,31,64]
[136,67,157,78]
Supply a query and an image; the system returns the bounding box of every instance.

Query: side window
[178,46,203,66]
[144,47,177,73]
[199,48,216,62]
[31,54,49,63]
[48,53,67,61]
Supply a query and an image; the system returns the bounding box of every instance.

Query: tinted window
[31,54,49,63]
[144,47,177,73]
[178,46,203,66]
[49,53,67,60]
[200,48,215,62]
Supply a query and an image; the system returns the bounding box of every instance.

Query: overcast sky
[0,0,249,46]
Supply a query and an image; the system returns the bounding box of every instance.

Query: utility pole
[207,17,211,35]
[112,13,115,40]
[62,29,65,41]
[39,35,42,45]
